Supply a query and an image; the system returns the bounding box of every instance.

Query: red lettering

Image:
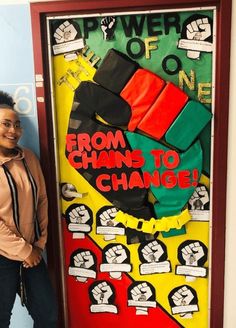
[112,173,128,191]
[67,130,127,153]
[178,170,191,188]
[77,133,91,152]
[66,134,77,152]
[96,150,114,168]
[82,151,98,169]
[96,174,111,191]
[131,150,145,168]
[143,170,160,188]
[114,150,132,168]
[95,169,195,192]
[161,171,177,188]
[151,149,179,169]
[68,151,82,169]
[150,150,165,168]
[91,131,107,150]
[128,171,144,189]
[192,169,199,187]
[162,150,179,169]
[106,130,126,149]
[96,150,145,169]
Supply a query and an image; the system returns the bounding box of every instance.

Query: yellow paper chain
[114,208,191,234]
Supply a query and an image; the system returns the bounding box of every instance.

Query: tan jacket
[0,147,48,261]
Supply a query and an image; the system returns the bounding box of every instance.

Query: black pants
[0,255,58,328]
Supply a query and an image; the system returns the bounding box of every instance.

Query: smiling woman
[0,91,58,327]
[0,95,23,157]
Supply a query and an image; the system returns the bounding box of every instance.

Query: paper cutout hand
[73,250,94,268]
[141,240,164,263]
[69,205,91,224]
[172,286,194,307]
[92,281,113,304]
[101,16,116,40]
[105,245,127,264]
[181,241,205,266]
[54,20,77,44]
[131,282,152,302]
[189,185,209,210]
[99,207,119,227]
[186,18,211,41]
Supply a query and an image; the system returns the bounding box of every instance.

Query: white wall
[1,5,44,327]
[0,1,36,327]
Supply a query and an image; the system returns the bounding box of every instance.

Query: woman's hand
[23,246,42,268]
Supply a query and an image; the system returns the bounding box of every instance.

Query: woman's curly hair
[0,91,15,109]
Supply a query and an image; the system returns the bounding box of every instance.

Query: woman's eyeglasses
[0,120,23,131]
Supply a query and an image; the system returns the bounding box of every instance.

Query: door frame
[30,1,232,327]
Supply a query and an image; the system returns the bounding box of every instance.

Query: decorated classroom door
[48,7,214,328]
